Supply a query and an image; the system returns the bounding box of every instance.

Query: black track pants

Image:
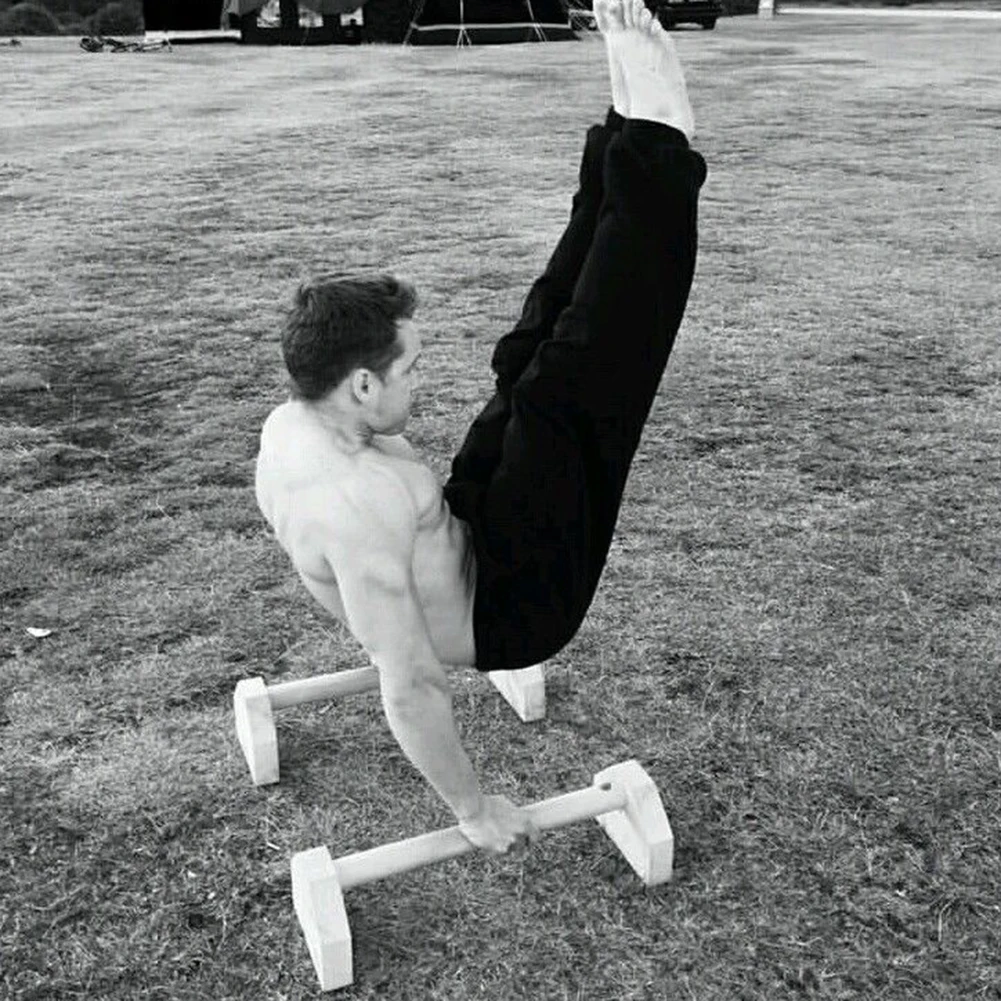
[443,109,707,671]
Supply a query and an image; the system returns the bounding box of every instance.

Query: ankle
[623,117,691,147]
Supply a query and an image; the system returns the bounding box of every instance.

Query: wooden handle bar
[268,667,380,710]
[334,780,628,891]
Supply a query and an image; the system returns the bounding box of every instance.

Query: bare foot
[594,0,629,118]
[599,0,695,140]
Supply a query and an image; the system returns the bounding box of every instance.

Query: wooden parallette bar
[234,663,547,785]
[335,781,628,890]
[267,667,380,710]
[292,759,674,991]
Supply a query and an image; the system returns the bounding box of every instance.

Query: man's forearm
[380,677,485,821]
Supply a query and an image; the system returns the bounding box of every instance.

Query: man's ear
[350,368,373,403]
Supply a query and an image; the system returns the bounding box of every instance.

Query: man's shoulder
[256,403,424,552]
[258,400,312,454]
[298,456,419,551]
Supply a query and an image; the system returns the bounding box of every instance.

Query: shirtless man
[255,0,706,854]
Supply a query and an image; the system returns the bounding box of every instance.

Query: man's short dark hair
[281,274,418,401]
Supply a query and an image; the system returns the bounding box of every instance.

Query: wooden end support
[292,847,353,992]
[233,677,279,786]
[486,664,546,722]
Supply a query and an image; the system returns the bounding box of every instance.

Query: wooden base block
[233,677,280,786]
[486,664,546,722]
[593,760,674,886]
[292,846,353,992]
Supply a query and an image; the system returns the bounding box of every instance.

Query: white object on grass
[292,759,674,991]
[234,664,546,786]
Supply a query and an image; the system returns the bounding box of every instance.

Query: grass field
[2,15,1000,1001]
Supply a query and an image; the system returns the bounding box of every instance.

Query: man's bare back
[255,399,478,669]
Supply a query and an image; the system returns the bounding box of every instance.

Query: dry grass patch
[3,20,1000,1001]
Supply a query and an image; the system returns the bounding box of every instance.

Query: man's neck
[292,398,374,455]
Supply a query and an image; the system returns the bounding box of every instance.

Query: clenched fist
[458,794,540,854]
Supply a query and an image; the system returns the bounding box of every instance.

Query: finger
[493,835,515,854]
[498,834,520,855]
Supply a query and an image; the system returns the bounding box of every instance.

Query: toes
[593,0,609,32]
[608,0,625,29]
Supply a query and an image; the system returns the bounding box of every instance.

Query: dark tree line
[0,0,143,34]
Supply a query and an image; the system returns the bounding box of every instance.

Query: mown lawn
[2,16,1000,1001]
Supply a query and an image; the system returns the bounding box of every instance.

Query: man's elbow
[378,664,451,714]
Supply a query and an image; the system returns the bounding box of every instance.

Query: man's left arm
[317,471,487,823]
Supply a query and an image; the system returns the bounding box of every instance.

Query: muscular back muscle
[254,401,478,670]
